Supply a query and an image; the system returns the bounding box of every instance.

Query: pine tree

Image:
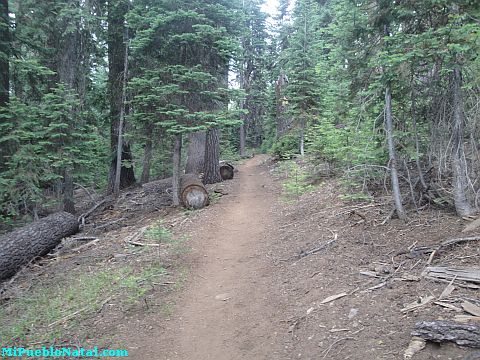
[283,0,321,156]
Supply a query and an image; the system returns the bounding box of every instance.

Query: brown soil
[115,155,479,359]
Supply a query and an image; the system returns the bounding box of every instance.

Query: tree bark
[451,66,474,217]
[62,170,75,214]
[141,124,154,184]
[203,127,222,184]
[0,0,9,108]
[107,0,135,194]
[239,123,246,157]
[185,131,206,174]
[412,321,480,348]
[0,0,10,172]
[0,212,79,281]
[411,80,427,190]
[299,116,306,156]
[385,85,406,220]
[172,133,182,206]
[113,36,129,197]
[275,73,289,137]
[57,0,82,214]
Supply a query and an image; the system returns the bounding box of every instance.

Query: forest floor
[113,155,479,359]
[1,155,479,359]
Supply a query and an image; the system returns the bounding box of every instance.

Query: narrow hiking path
[115,155,476,360]
[123,155,286,359]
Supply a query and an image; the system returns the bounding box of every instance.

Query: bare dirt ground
[118,155,286,359]
[116,155,479,359]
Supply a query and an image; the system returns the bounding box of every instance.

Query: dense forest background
[0,0,479,227]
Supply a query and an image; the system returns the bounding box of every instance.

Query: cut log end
[220,163,234,180]
[181,174,209,209]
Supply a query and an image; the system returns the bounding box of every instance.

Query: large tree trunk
[0,212,79,281]
[0,0,9,108]
[451,66,474,217]
[57,0,82,214]
[62,170,75,214]
[113,35,129,197]
[0,0,10,172]
[107,0,135,194]
[172,133,182,206]
[385,85,406,220]
[275,73,289,137]
[203,127,222,184]
[185,131,206,174]
[239,123,246,157]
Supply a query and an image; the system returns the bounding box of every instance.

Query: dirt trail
[126,155,285,359]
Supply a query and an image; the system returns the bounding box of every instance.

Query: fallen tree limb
[78,199,108,224]
[422,266,480,285]
[412,321,480,348]
[399,236,480,259]
[298,233,338,259]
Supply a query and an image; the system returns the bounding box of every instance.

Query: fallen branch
[401,236,480,259]
[412,321,480,348]
[77,199,108,224]
[321,337,355,359]
[298,233,337,259]
[422,266,480,285]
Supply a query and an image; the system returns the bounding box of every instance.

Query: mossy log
[0,212,79,281]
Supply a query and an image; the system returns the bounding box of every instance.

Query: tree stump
[0,212,79,281]
[180,174,209,209]
[220,162,234,180]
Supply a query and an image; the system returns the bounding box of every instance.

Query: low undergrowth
[273,160,316,201]
[0,261,167,345]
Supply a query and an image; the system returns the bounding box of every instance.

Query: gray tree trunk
[299,116,305,156]
[451,66,475,216]
[385,85,406,220]
[107,0,135,194]
[141,125,153,184]
[58,1,81,214]
[172,134,182,206]
[62,170,75,214]
[411,82,427,190]
[239,123,246,157]
[0,0,9,108]
[0,212,79,281]
[113,38,129,196]
[185,131,206,174]
[203,127,222,184]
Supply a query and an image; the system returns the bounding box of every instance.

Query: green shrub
[270,133,299,159]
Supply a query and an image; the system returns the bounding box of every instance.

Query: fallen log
[219,162,234,180]
[412,321,480,348]
[0,212,79,281]
[181,174,209,209]
[422,266,480,285]
[142,174,209,209]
